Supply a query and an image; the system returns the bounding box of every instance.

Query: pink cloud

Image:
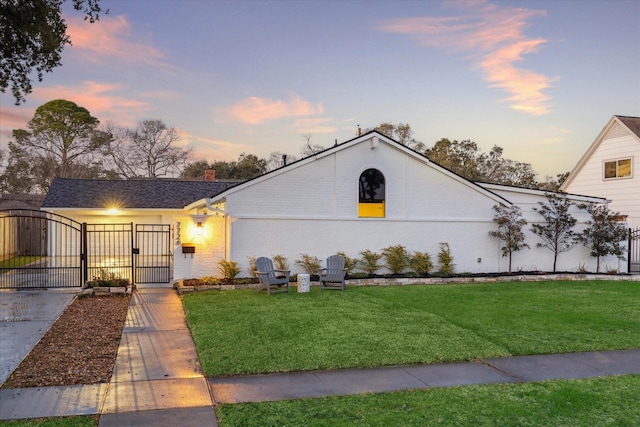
[66,15,170,69]
[378,1,554,115]
[221,95,323,125]
[294,118,337,134]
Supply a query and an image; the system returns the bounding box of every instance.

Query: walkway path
[1,287,640,426]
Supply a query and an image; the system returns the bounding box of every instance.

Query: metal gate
[1,210,173,288]
[630,228,640,274]
[84,223,134,285]
[0,210,82,289]
[135,224,172,283]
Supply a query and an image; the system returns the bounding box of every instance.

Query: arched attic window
[358,168,385,217]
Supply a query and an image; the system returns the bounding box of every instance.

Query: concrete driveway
[0,289,77,386]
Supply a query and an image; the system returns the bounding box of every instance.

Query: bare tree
[300,133,324,157]
[266,151,297,171]
[105,119,191,178]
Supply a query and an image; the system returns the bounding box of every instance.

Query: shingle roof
[0,194,46,210]
[42,178,241,209]
[616,115,640,138]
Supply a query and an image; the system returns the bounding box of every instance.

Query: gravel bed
[1,295,130,389]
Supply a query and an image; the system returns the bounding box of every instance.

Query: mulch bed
[1,295,131,389]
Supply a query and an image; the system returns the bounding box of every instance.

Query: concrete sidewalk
[2,287,640,425]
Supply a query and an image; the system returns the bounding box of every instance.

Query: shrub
[359,249,382,275]
[410,251,433,276]
[295,254,321,274]
[337,251,359,275]
[382,244,410,274]
[247,256,257,278]
[218,259,241,279]
[437,242,455,276]
[272,254,289,271]
[86,269,129,287]
[200,276,219,286]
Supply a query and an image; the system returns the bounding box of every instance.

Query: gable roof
[42,178,240,210]
[561,115,640,190]
[617,115,640,138]
[188,131,511,210]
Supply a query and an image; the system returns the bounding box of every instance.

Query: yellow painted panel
[358,202,385,217]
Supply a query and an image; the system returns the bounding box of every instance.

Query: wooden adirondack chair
[255,257,290,295]
[318,254,346,290]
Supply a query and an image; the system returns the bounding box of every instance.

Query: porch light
[196,221,204,236]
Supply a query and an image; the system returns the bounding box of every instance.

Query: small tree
[437,243,455,275]
[382,244,410,274]
[489,204,530,273]
[410,251,433,276]
[531,193,580,272]
[359,249,382,276]
[580,203,629,272]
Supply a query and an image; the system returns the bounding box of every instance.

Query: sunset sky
[1,0,638,178]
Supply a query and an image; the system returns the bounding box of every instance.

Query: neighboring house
[561,115,640,228]
[35,131,624,285]
[0,194,45,210]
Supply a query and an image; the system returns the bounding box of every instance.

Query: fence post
[82,223,88,285]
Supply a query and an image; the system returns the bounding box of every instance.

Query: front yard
[183,280,640,426]
[183,280,640,377]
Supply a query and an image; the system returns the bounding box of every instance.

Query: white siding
[564,134,640,227]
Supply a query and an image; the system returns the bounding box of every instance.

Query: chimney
[204,169,216,181]
[357,125,362,136]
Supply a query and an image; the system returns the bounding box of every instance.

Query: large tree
[1,0,105,104]
[105,119,191,178]
[181,153,267,181]
[531,192,580,272]
[233,153,266,180]
[366,122,425,151]
[8,99,107,192]
[424,138,537,187]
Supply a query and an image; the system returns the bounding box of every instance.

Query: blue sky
[1,0,639,178]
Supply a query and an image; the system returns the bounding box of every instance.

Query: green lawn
[0,256,42,271]
[0,417,96,427]
[183,280,640,377]
[217,374,640,426]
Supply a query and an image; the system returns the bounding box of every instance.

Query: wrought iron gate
[1,210,173,288]
[0,210,82,289]
[84,223,134,285]
[135,224,172,283]
[630,228,640,274]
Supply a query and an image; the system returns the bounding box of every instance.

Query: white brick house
[41,131,625,284]
[181,131,615,278]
